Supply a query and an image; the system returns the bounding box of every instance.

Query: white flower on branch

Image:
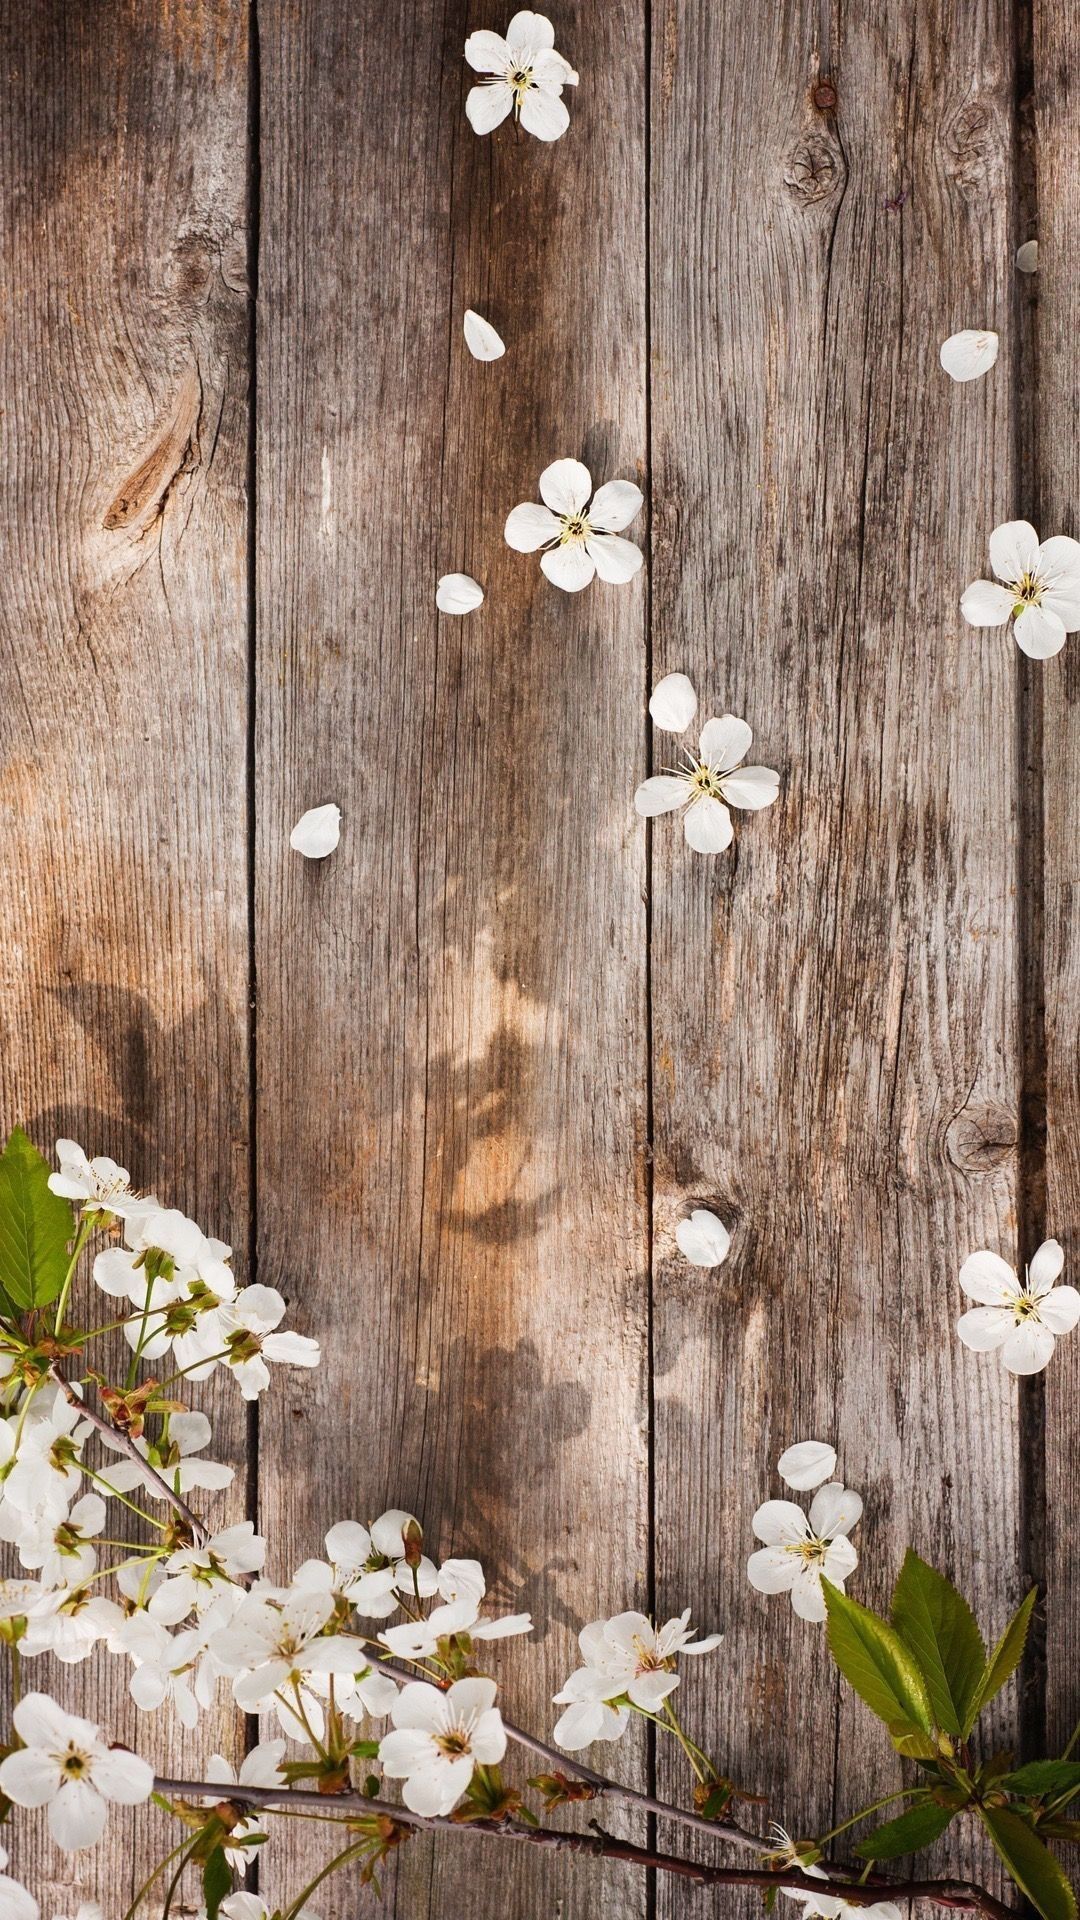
[938,330,999,383]
[505,459,643,593]
[212,1588,373,1728]
[777,1442,837,1493]
[94,1208,239,1377]
[292,1516,430,1617]
[636,678,780,854]
[956,1240,1079,1376]
[748,1483,862,1624]
[786,1895,902,1920]
[1,1391,88,1522]
[0,1845,38,1920]
[15,1493,106,1589]
[47,1141,153,1222]
[465,12,578,142]
[147,1521,266,1624]
[97,1411,234,1502]
[200,1741,287,1870]
[961,519,1080,658]
[0,1691,153,1851]
[118,1615,216,1729]
[379,1676,506,1815]
[552,1609,723,1751]
[219,1285,321,1399]
[20,1589,124,1667]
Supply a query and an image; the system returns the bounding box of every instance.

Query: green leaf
[855,1799,958,1861]
[1001,1761,1080,1799]
[891,1550,986,1737]
[823,1580,934,1737]
[980,1806,1078,1920]
[969,1589,1038,1733]
[0,1127,74,1312]
[202,1846,232,1920]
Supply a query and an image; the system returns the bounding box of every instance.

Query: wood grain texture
[253,2,648,1913]
[649,0,1022,1900]
[0,0,250,1909]
[1032,0,1080,1757]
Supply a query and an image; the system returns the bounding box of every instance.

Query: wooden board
[253,2,649,1912]
[649,0,1022,1899]
[0,1,250,1909]
[1033,0,1080,1759]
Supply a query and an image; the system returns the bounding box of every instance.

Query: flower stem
[815,1787,929,1849]
[53,1211,96,1335]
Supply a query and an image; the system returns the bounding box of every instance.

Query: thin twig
[151,1777,1017,1919]
[49,1367,209,1546]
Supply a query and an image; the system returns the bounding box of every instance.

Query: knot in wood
[811,79,837,111]
[783,134,843,204]
[942,100,1000,199]
[945,1103,1017,1174]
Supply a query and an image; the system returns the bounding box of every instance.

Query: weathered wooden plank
[254,2,648,1913]
[649,0,1021,1895]
[0,2,250,1909]
[1032,1,1080,1759]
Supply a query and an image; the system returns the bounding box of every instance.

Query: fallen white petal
[1016,239,1038,273]
[675,1209,730,1268]
[939,329,999,383]
[778,1441,837,1492]
[290,804,341,859]
[436,573,484,615]
[463,310,505,361]
[649,673,697,733]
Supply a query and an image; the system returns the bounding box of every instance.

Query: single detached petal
[290,804,341,859]
[959,1250,1020,1305]
[585,533,643,584]
[540,543,596,592]
[463,29,511,72]
[1036,536,1080,631]
[778,1441,837,1492]
[588,480,644,533]
[465,81,514,135]
[436,573,484,615]
[699,714,752,772]
[507,10,556,51]
[675,1209,731,1268]
[721,766,780,811]
[504,501,561,551]
[1036,1285,1080,1336]
[1001,1320,1056,1375]
[960,579,1013,627]
[1016,239,1038,273]
[939,330,999,382]
[683,796,733,853]
[1014,601,1066,659]
[634,775,689,818]
[518,87,570,140]
[539,458,592,516]
[1028,1239,1065,1294]
[463,310,505,361]
[752,1500,811,1548]
[989,520,1040,587]
[649,673,697,733]
[957,1306,1014,1352]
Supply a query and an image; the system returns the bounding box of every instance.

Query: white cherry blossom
[636,680,780,853]
[20,1589,124,1666]
[16,1494,106,1589]
[47,1141,152,1221]
[97,1411,234,1503]
[201,1741,286,1870]
[957,1240,1079,1376]
[219,1285,321,1399]
[379,1676,506,1815]
[211,1588,370,1717]
[939,330,999,382]
[465,13,578,143]
[0,1691,152,1851]
[786,1896,901,1920]
[2,1393,87,1521]
[553,1609,722,1751]
[0,1846,38,1920]
[961,520,1080,658]
[505,459,643,593]
[748,1483,862,1623]
[148,1521,266,1624]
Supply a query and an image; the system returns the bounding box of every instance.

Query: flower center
[1014,1294,1042,1322]
[60,1745,91,1778]
[510,65,534,106]
[435,1728,472,1758]
[788,1537,828,1566]
[1014,571,1043,608]
[631,1633,672,1674]
[560,512,590,544]
[689,763,723,800]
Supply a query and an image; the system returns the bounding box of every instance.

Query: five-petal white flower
[552,1609,722,1750]
[961,520,1080,658]
[378,1676,506,1815]
[505,459,643,593]
[464,13,578,143]
[957,1240,1079,1376]
[748,1483,862,1623]
[0,1692,153,1851]
[47,1141,151,1221]
[636,676,780,853]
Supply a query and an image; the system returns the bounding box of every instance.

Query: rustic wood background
[1,0,1076,1914]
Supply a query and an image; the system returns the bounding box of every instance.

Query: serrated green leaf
[889,1724,941,1760]
[0,1127,74,1312]
[980,1806,1077,1920]
[202,1846,232,1920]
[823,1580,934,1736]
[968,1589,1038,1733]
[855,1799,957,1861]
[1001,1761,1080,1799]
[891,1549,986,1737]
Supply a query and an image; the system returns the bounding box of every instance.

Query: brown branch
[152,1776,1018,1919]
[49,1366,209,1546]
